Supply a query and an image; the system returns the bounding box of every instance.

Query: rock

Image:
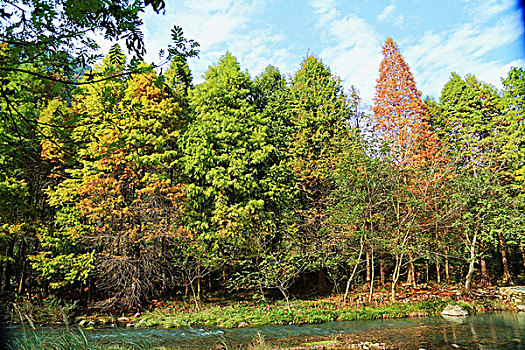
[441,304,468,316]
[442,315,466,324]
[237,321,249,328]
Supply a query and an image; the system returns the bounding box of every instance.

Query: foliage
[287,55,353,281]
[1,22,524,316]
[373,38,440,168]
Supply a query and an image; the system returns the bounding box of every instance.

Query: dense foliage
[1,32,524,315]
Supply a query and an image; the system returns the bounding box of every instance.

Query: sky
[127,0,524,104]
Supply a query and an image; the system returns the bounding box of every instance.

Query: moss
[301,340,339,346]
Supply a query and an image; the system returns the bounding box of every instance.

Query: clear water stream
[6,311,525,349]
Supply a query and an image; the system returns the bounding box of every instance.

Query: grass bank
[135,298,441,328]
[129,285,511,328]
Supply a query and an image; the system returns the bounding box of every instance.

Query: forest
[1,0,524,318]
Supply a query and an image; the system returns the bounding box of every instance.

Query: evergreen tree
[436,73,510,290]
[181,54,292,282]
[288,55,352,289]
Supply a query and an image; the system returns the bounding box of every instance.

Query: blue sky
[122,0,523,103]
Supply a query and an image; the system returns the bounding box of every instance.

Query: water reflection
[6,312,525,349]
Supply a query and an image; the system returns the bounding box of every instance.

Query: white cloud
[135,0,295,82]
[462,0,516,23]
[376,2,405,28]
[310,0,382,102]
[377,5,395,22]
[404,9,524,97]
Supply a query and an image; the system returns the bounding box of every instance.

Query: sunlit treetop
[373,37,440,168]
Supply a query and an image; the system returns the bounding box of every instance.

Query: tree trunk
[161,238,167,294]
[18,241,26,295]
[366,251,371,284]
[479,241,491,287]
[445,245,450,283]
[520,240,525,271]
[436,257,441,284]
[87,277,92,306]
[435,229,441,284]
[343,238,364,304]
[368,248,374,304]
[464,232,478,294]
[407,252,417,288]
[380,258,385,287]
[1,239,14,294]
[480,257,491,287]
[498,231,513,285]
[391,252,403,302]
[222,265,227,294]
[279,287,291,312]
[197,265,201,301]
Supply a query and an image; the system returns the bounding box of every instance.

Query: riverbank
[74,285,513,329]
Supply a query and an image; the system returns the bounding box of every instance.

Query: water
[6,312,525,349]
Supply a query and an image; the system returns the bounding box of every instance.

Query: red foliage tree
[373,38,440,168]
[372,38,450,300]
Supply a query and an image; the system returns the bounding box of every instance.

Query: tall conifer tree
[372,38,445,300]
[373,38,439,167]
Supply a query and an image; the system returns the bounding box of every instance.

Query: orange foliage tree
[372,38,448,301]
[373,38,440,168]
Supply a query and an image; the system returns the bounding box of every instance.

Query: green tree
[0,45,64,297]
[436,73,510,291]
[288,55,353,290]
[180,53,292,298]
[500,67,525,273]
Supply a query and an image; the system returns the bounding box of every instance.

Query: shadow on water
[5,312,525,349]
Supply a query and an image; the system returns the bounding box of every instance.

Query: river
[6,311,525,349]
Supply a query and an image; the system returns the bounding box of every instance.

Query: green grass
[134,298,447,329]
[8,327,161,350]
[301,340,339,346]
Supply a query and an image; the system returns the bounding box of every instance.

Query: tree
[0,0,198,80]
[436,73,510,291]
[1,0,199,166]
[41,53,187,310]
[373,38,440,168]
[0,46,64,296]
[501,67,525,271]
[180,54,293,298]
[372,38,447,300]
[288,55,353,290]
